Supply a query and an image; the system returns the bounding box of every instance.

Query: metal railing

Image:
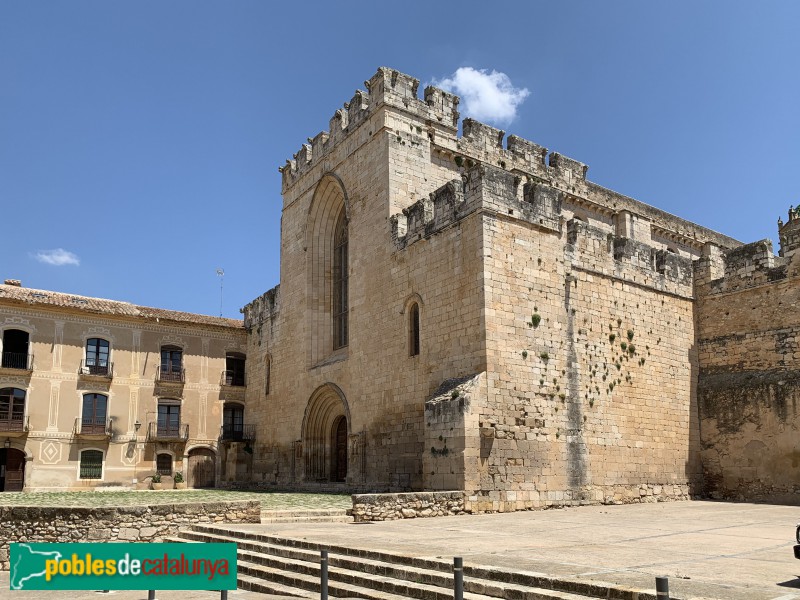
[79,359,113,378]
[156,366,185,383]
[0,352,33,370]
[219,423,255,442]
[0,415,29,433]
[220,370,246,387]
[147,421,189,441]
[74,417,112,436]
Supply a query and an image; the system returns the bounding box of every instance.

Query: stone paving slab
[218,500,800,600]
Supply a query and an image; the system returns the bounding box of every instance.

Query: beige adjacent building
[0,280,248,491]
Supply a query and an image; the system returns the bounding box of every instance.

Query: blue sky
[1,2,798,318]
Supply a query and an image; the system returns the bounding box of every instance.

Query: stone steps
[170,523,657,600]
[260,508,352,523]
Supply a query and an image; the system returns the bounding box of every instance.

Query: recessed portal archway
[302,383,349,482]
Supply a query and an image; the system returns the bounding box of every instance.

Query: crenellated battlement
[279,67,460,191]
[241,284,280,330]
[700,238,791,295]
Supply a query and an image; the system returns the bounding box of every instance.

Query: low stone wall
[0,500,260,570]
[352,491,465,522]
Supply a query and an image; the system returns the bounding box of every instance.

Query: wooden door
[3,449,25,491]
[188,448,215,488]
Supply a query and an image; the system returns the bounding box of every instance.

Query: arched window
[0,387,26,429]
[409,303,420,356]
[156,453,173,476]
[81,393,108,435]
[333,209,348,350]
[160,346,183,382]
[85,338,110,375]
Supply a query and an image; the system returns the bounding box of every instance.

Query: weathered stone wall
[352,491,465,522]
[0,500,260,570]
[696,241,800,503]
[243,68,486,491]
[241,67,765,507]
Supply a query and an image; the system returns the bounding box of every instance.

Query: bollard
[453,557,463,600]
[656,576,670,599]
[320,549,329,600]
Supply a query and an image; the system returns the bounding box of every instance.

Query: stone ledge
[352,491,465,522]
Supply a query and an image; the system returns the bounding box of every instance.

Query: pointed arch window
[409,302,420,356]
[333,209,348,350]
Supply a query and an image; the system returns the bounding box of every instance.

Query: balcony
[220,370,246,387]
[0,416,29,437]
[147,421,189,442]
[78,359,113,379]
[156,366,185,384]
[219,423,256,443]
[0,352,33,372]
[74,417,112,439]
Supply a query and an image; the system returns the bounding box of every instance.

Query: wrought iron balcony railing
[156,366,185,383]
[0,352,33,371]
[147,421,189,442]
[221,370,246,387]
[74,417,112,437]
[0,416,29,433]
[219,423,255,442]
[79,359,113,378]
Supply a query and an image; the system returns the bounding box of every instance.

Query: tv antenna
[216,268,224,317]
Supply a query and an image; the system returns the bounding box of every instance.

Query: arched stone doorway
[0,448,25,491]
[187,448,216,488]
[302,383,349,483]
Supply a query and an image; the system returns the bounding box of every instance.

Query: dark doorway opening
[331,416,347,482]
[0,448,25,491]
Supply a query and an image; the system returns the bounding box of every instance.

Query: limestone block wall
[696,241,800,502]
[0,500,260,570]
[243,70,487,491]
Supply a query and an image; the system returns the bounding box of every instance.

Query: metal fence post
[656,576,669,599]
[320,549,329,600]
[453,557,463,600]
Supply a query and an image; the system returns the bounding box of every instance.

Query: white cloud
[432,67,530,126]
[34,249,80,267]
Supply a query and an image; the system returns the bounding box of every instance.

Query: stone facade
[0,282,249,491]
[240,66,796,508]
[696,211,800,502]
[3,66,797,507]
[0,500,260,570]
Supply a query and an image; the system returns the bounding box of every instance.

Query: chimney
[4,279,21,287]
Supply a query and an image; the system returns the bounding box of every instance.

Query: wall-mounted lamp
[134,420,142,432]
[3,438,10,449]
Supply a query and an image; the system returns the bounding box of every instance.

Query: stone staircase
[168,523,658,600]
[260,508,353,524]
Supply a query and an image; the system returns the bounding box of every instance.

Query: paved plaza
[2,500,799,599]
[245,500,800,600]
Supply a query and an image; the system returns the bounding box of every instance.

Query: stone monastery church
[1,67,799,509]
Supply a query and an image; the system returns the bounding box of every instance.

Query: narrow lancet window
[333,209,348,349]
[409,303,420,356]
